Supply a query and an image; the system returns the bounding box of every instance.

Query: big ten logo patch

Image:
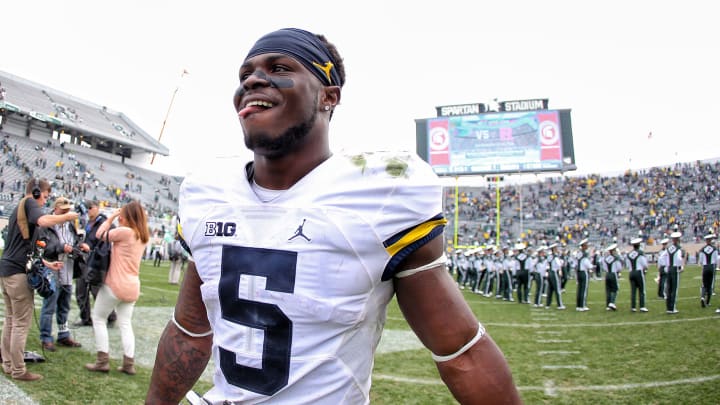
[205,221,237,237]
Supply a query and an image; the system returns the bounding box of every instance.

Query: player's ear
[321,86,341,110]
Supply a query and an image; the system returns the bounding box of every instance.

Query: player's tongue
[238,105,269,118]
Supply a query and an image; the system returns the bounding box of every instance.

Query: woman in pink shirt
[85,201,149,375]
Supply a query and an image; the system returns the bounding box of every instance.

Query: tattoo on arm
[146,262,213,405]
[146,323,212,404]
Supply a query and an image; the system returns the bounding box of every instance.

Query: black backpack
[85,231,111,285]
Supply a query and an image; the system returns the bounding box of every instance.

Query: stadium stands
[444,159,720,255]
[0,130,180,234]
[0,70,181,236]
[0,70,167,157]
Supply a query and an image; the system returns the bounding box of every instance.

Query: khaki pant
[1,273,35,377]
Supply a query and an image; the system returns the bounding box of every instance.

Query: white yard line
[0,377,41,405]
[373,373,720,393]
[538,351,580,355]
[542,365,588,370]
[539,375,720,392]
[484,316,719,328]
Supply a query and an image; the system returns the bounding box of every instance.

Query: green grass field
[2,262,718,404]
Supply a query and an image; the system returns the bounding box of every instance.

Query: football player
[146,28,520,404]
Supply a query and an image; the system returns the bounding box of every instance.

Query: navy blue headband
[245,28,343,87]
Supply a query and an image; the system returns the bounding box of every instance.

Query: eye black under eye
[271,64,291,73]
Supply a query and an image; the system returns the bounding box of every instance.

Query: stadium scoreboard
[416,99,576,176]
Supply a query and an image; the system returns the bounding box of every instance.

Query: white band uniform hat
[670,231,682,238]
[704,233,716,240]
[606,243,618,251]
[660,238,669,244]
[579,238,589,246]
[630,237,643,245]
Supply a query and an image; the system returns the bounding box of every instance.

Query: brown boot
[85,351,110,372]
[117,355,136,375]
[13,371,43,381]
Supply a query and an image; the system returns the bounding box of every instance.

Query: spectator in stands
[444,160,719,250]
[0,178,78,381]
[36,197,83,351]
[0,81,6,100]
[75,200,117,327]
[85,201,149,375]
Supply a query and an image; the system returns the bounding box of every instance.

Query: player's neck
[253,148,332,190]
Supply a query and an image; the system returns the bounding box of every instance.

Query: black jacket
[34,217,83,261]
[85,213,114,250]
[33,226,64,262]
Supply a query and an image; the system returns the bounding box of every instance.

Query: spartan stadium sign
[500,99,548,112]
[436,103,487,117]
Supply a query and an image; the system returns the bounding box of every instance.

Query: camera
[68,246,87,261]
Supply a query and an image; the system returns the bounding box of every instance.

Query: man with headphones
[0,178,78,381]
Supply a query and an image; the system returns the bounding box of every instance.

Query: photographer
[0,178,78,382]
[36,197,83,351]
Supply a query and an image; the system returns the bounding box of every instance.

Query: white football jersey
[178,152,445,404]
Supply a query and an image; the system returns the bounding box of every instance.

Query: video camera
[26,240,56,299]
[25,240,47,271]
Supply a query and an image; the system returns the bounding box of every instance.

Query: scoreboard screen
[416,109,576,176]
